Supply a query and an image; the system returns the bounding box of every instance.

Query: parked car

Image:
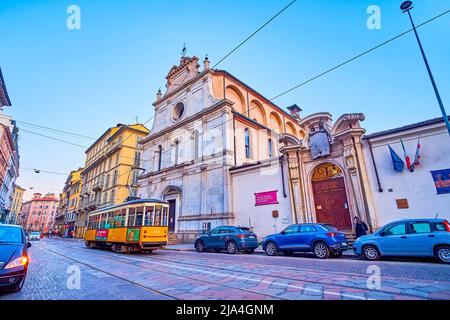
[262,223,349,259]
[28,231,41,241]
[0,224,31,292]
[353,218,450,263]
[195,226,258,254]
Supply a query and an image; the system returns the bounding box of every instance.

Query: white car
[28,231,41,241]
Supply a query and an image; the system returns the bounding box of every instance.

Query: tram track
[55,241,445,299]
[36,243,290,300]
[35,244,179,300]
[40,241,439,300]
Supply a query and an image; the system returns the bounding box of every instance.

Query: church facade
[137,55,379,241]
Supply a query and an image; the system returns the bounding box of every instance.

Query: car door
[277,225,301,250]
[407,221,435,256]
[296,225,317,251]
[206,227,222,248]
[217,227,232,248]
[378,222,410,256]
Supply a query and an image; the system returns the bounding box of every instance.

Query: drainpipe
[279,155,287,198]
[367,138,383,192]
[283,154,298,224]
[232,115,237,167]
[352,136,373,233]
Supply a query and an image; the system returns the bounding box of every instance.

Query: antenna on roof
[435,212,439,218]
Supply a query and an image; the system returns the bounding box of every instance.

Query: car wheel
[313,242,330,259]
[331,251,343,258]
[435,245,450,264]
[363,245,380,261]
[195,240,206,253]
[283,251,293,256]
[265,241,278,256]
[244,249,255,254]
[226,241,237,254]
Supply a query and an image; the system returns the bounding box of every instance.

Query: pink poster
[255,190,278,206]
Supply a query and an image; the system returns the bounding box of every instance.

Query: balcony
[92,180,104,191]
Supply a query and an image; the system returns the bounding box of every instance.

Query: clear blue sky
[0,0,449,200]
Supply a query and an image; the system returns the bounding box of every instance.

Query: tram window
[144,206,154,226]
[162,207,168,226]
[136,207,144,226]
[128,208,136,226]
[120,209,127,227]
[114,210,125,227]
[154,205,162,226]
[105,213,113,229]
[99,214,106,229]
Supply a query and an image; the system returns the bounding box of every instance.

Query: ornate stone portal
[280,113,377,232]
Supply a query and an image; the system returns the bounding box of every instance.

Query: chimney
[287,104,302,121]
[156,88,162,100]
[203,55,210,71]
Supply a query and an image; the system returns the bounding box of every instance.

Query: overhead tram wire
[21,168,71,176]
[270,8,450,101]
[20,128,89,149]
[123,8,450,172]
[16,120,96,140]
[211,0,297,69]
[13,1,300,181]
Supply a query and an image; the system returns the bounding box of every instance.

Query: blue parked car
[353,218,450,263]
[194,226,258,254]
[262,223,349,259]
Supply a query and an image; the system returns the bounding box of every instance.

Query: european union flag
[388,145,404,172]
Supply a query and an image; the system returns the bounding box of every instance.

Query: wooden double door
[312,177,352,229]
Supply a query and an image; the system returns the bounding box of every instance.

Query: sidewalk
[162,244,354,256]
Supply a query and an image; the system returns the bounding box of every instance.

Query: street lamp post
[401,1,450,136]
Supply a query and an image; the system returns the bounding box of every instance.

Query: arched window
[192,130,200,160]
[110,189,116,205]
[112,170,118,185]
[244,128,251,159]
[174,139,180,165]
[157,145,162,171]
[268,138,274,158]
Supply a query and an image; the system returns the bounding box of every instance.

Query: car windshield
[0,226,24,244]
[321,224,338,231]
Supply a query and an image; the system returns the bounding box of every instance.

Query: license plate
[342,242,348,246]
[249,236,256,239]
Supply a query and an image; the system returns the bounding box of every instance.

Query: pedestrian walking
[354,216,368,239]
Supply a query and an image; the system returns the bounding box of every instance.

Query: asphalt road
[1,238,449,300]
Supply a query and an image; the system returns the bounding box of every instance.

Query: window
[282,225,299,234]
[135,207,144,226]
[162,207,168,226]
[209,227,221,235]
[144,206,154,226]
[383,223,407,236]
[435,223,448,232]
[115,152,120,165]
[157,145,163,171]
[244,128,251,158]
[134,152,141,166]
[174,139,180,165]
[193,130,200,160]
[300,225,317,232]
[410,222,431,234]
[112,170,118,185]
[268,138,274,158]
[172,102,185,121]
[103,192,108,205]
[154,205,162,226]
[110,189,116,204]
[127,208,136,226]
[105,174,110,189]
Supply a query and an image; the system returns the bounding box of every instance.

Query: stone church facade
[138,55,377,241]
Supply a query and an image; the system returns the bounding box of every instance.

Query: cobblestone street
[1,238,450,300]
